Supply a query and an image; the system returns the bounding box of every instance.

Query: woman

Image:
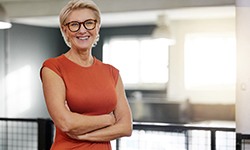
[40,0,133,149]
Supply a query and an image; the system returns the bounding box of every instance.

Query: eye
[84,20,97,30]
[69,22,79,27]
[85,20,95,26]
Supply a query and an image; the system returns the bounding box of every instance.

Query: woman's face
[63,8,100,50]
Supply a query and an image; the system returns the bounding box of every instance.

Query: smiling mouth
[78,36,89,40]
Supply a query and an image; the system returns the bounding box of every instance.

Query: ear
[61,25,70,44]
[96,25,100,34]
[62,25,70,39]
[61,25,67,33]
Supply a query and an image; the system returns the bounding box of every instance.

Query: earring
[93,34,100,47]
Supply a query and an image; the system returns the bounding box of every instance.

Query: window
[103,37,169,90]
[184,33,236,90]
[6,65,32,117]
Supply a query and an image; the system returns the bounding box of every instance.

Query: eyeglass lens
[67,20,97,32]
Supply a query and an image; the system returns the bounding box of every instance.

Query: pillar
[236,0,250,149]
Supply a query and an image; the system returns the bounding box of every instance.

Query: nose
[78,24,87,32]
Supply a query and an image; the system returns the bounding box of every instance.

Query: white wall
[0,30,5,117]
[0,23,67,118]
[167,18,236,104]
[236,0,250,135]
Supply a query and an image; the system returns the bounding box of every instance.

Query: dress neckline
[61,54,96,69]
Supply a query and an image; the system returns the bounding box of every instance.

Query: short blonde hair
[59,0,101,47]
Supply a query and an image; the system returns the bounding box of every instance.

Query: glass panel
[184,33,236,90]
[103,37,169,90]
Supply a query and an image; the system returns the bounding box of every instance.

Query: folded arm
[41,67,116,135]
[68,75,133,142]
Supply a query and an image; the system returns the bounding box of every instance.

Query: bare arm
[69,75,133,142]
[41,67,115,135]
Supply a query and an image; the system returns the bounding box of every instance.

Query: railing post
[236,133,242,150]
[116,138,120,150]
[184,130,190,150]
[211,130,216,150]
[38,119,54,150]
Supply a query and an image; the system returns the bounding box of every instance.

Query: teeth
[79,37,89,40]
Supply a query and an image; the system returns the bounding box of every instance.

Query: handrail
[133,122,235,132]
[0,118,238,150]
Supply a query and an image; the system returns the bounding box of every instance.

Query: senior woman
[40,0,133,149]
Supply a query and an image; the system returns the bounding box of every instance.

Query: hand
[65,101,70,111]
[65,111,116,141]
[108,112,116,125]
[66,113,115,141]
[67,132,89,141]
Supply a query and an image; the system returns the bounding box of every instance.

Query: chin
[79,45,92,51]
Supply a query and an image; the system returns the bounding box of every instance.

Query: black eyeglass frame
[64,19,97,32]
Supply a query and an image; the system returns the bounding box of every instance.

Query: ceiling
[0,0,235,28]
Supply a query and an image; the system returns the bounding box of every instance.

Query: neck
[65,49,94,67]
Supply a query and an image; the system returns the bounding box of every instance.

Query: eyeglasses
[64,19,97,32]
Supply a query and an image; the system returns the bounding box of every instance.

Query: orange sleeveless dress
[41,55,119,150]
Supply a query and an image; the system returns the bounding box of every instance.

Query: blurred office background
[0,0,247,149]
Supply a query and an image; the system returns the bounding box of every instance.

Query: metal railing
[236,133,250,150]
[0,118,53,150]
[1,118,248,150]
[116,122,235,150]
